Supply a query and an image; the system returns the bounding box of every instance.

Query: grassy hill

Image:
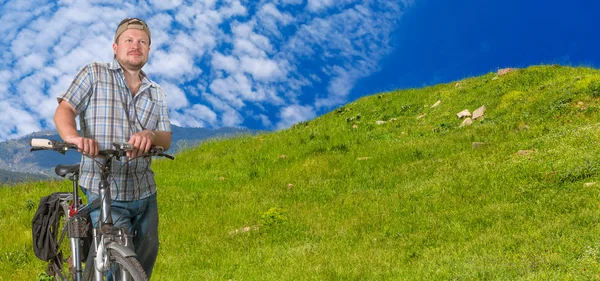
[3,65,600,280]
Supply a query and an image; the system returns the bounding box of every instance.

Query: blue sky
[0,0,598,141]
[353,0,600,101]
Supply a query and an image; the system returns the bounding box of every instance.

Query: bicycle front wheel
[87,249,148,281]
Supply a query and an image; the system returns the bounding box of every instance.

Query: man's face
[112,29,150,71]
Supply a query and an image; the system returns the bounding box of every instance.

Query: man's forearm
[151,130,172,150]
[54,101,99,156]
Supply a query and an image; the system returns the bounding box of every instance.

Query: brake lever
[160,153,175,160]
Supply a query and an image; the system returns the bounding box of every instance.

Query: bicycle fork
[92,227,136,281]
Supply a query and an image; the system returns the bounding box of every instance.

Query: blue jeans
[85,188,159,279]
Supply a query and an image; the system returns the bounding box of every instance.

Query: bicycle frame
[54,158,129,281]
[52,151,143,281]
[31,139,174,281]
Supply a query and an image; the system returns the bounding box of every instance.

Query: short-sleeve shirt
[58,59,171,201]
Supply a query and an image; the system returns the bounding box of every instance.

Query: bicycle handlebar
[30,138,175,160]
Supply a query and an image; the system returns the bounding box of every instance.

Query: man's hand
[128,130,156,158]
[65,136,99,157]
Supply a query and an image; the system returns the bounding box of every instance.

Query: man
[53,18,171,278]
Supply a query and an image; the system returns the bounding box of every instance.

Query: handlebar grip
[30,138,54,148]
[162,153,175,160]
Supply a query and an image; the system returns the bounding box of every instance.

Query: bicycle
[30,138,174,281]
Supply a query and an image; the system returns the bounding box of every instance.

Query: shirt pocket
[134,95,160,130]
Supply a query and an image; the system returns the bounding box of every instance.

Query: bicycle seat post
[99,156,114,226]
[70,170,80,212]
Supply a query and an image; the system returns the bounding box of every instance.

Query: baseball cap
[114,18,151,45]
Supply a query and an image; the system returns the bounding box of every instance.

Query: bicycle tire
[85,249,148,281]
[47,205,73,280]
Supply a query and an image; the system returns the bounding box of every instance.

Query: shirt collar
[110,59,155,88]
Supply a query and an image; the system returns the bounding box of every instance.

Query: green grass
[4,65,600,280]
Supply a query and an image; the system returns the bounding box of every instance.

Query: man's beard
[120,58,146,70]
[116,51,147,71]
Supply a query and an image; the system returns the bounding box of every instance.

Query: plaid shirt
[58,59,171,201]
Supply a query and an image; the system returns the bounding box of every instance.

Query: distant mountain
[0,125,257,182]
[170,125,257,152]
[0,169,49,185]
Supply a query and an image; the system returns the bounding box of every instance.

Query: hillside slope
[3,65,600,280]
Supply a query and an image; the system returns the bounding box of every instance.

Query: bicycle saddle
[54,164,80,177]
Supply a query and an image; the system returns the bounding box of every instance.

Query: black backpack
[32,192,66,261]
[32,192,92,261]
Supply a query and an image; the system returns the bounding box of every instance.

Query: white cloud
[208,78,245,108]
[161,82,189,110]
[165,31,207,57]
[285,2,400,108]
[170,104,218,128]
[260,4,294,25]
[0,0,409,140]
[211,52,239,73]
[145,50,201,82]
[0,71,11,99]
[280,0,303,5]
[232,21,274,56]
[50,72,78,101]
[18,53,46,76]
[255,113,272,128]
[307,0,336,12]
[276,104,316,129]
[55,44,112,75]
[233,38,267,58]
[239,56,284,81]
[202,93,244,127]
[316,66,353,108]
[17,74,45,108]
[10,29,39,57]
[221,109,243,127]
[218,0,247,18]
[209,73,261,107]
[256,3,294,37]
[148,0,182,11]
[0,100,41,140]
